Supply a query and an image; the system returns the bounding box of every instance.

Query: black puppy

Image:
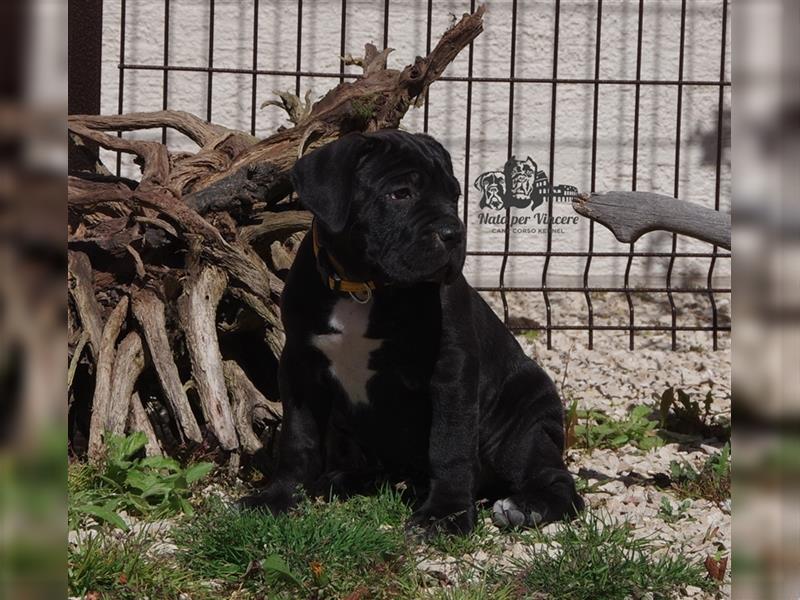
[241,130,583,535]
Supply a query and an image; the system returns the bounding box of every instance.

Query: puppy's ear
[290,133,370,234]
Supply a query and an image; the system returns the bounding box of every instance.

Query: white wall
[99,0,731,289]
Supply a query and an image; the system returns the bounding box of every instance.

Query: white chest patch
[312,299,383,406]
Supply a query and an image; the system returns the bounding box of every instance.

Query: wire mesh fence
[109,0,731,351]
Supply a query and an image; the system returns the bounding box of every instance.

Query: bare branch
[67,251,105,358]
[129,392,164,457]
[132,288,203,443]
[106,331,145,437]
[572,191,731,250]
[177,266,238,451]
[88,297,129,462]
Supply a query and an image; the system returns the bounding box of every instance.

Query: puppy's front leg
[240,344,328,513]
[408,345,479,536]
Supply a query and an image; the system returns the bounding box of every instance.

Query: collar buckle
[349,288,372,304]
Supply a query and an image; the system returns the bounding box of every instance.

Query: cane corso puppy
[241,130,583,535]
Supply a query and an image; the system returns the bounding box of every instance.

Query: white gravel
[507,291,731,598]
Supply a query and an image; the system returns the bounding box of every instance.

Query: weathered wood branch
[572,191,731,250]
[134,188,285,298]
[67,330,89,391]
[88,297,129,462]
[177,266,238,451]
[223,361,282,455]
[132,289,203,443]
[128,392,164,457]
[106,331,145,437]
[223,361,267,454]
[240,210,313,245]
[70,110,247,148]
[67,251,105,357]
[67,176,133,213]
[68,121,171,190]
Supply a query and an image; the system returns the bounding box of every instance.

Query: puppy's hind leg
[490,412,583,529]
[491,467,584,529]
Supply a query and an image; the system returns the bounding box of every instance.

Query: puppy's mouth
[376,235,465,286]
[382,252,463,286]
[423,249,465,284]
[423,263,455,283]
[441,263,461,284]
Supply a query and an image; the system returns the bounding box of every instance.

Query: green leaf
[177,496,194,516]
[139,456,181,472]
[96,473,126,492]
[122,492,151,513]
[262,554,304,587]
[74,504,129,531]
[659,496,673,514]
[172,475,188,492]
[125,470,160,492]
[112,432,148,462]
[140,482,174,500]
[714,444,731,476]
[184,462,214,485]
[630,405,651,420]
[638,436,664,451]
[611,434,629,446]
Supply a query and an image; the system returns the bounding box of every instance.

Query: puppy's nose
[435,224,463,249]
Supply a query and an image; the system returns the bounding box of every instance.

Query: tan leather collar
[311,220,377,298]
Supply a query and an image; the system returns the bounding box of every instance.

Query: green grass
[510,511,715,600]
[670,443,731,503]
[425,580,517,600]
[173,487,414,598]
[69,478,719,599]
[68,529,214,599]
[425,507,497,557]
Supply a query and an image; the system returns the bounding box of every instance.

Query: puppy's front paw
[237,484,299,515]
[406,503,476,538]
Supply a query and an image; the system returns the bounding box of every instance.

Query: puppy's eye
[388,188,412,201]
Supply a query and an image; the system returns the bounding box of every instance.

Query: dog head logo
[475,157,542,210]
[504,156,538,209]
[474,171,506,210]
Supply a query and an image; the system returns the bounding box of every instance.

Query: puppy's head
[291,130,465,285]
